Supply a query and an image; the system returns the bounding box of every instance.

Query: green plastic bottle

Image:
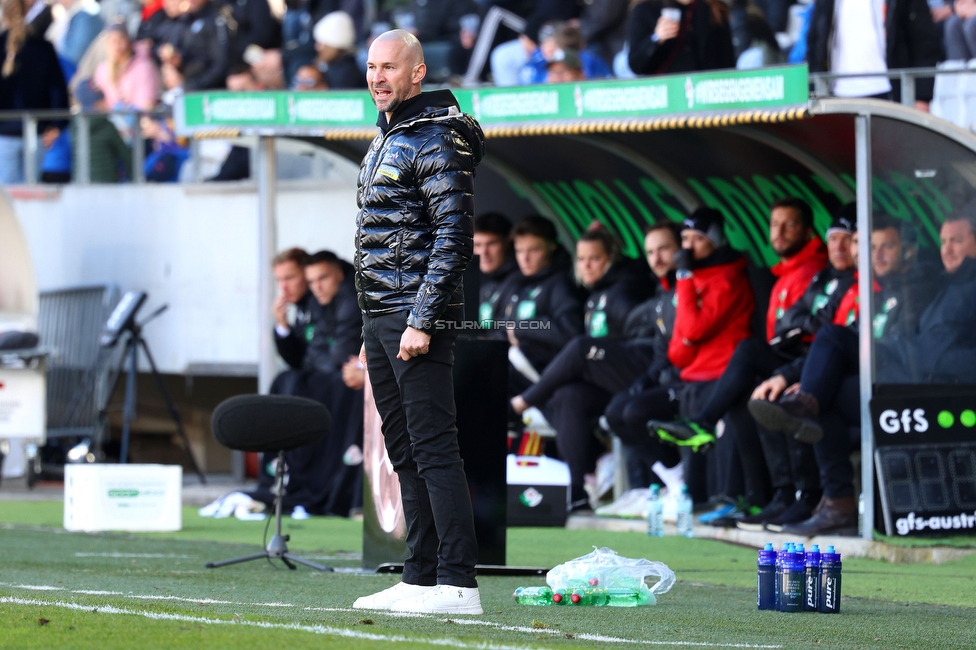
[513,586,553,606]
[567,589,611,606]
[607,587,655,607]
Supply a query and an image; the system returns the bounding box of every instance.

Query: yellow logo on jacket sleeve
[377,165,400,181]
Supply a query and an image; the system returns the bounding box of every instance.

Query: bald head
[371,29,425,66]
[367,30,427,119]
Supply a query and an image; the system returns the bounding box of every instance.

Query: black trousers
[694,337,817,502]
[363,312,478,588]
[814,374,861,498]
[521,335,655,407]
[697,338,784,428]
[801,324,859,410]
[545,382,611,503]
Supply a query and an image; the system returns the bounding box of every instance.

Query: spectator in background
[580,0,629,68]
[50,0,104,66]
[753,0,793,33]
[73,79,132,182]
[0,0,69,184]
[225,0,282,66]
[735,4,784,69]
[545,47,586,83]
[94,22,160,111]
[292,63,328,89]
[25,0,54,37]
[140,114,190,181]
[490,0,582,86]
[806,0,941,111]
[519,21,612,84]
[136,0,186,60]
[313,10,365,88]
[944,0,976,61]
[162,0,231,90]
[627,0,736,76]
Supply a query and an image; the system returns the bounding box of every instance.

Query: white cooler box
[506,454,570,527]
[64,464,183,532]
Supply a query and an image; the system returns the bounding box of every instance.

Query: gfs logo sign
[879,409,929,434]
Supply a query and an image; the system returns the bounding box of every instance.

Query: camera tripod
[205,449,333,571]
[103,305,206,483]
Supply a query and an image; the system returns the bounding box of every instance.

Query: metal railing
[810,65,976,107]
[0,107,172,185]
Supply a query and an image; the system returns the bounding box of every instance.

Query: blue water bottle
[781,547,804,613]
[757,543,776,610]
[804,544,821,612]
[774,543,790,611]
[819,546,842,614]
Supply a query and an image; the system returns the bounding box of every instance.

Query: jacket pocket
[393,231,404,290]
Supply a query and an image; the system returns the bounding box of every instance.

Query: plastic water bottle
[675,485,694,537]
[568,589,610,606]
[858,493,865,536]
[646,484,664,537]
[804,544,821,612]
[781,547,804,612]
[819,546,842,614]
[513,586,553,606]
[607,587,654,607]
[757,543,776,610]
[774,542,791,611]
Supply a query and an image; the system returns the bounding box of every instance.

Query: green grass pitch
[1,501,975,649]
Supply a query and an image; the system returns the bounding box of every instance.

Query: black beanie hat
[827,203,857,236]
[682,207,727,248]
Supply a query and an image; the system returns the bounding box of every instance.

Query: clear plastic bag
[545,547,676,605]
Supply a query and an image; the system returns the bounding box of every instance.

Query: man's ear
[413,62,427,84]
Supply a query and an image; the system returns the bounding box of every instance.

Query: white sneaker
[390,584,483,615]
[352,582,434,610]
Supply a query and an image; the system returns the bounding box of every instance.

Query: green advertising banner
[176,64,809,134]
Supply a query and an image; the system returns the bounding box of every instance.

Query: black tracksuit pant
[520,335,655,501]
[695,337,819,501]
[800,324,860,410]
[520,336,655,407]
[814,374,860,499]
[363,311,478,588]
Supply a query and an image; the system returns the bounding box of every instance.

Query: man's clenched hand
[397,327,431,360]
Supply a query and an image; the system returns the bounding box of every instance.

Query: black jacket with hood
[355,90,485,331]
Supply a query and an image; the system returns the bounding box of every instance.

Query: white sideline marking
[0,597,545,650]
[0,583,782,648]
[75,553,191,559]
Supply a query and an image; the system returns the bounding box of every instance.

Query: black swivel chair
[206,394,334,571]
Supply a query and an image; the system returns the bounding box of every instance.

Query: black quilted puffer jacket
[355,89,485,331]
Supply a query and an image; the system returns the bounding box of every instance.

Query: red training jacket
[833,272,881,327]
[767,238,828,341]
[668,255,755,382]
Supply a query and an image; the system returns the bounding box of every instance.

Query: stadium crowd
[0,0,964,183]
